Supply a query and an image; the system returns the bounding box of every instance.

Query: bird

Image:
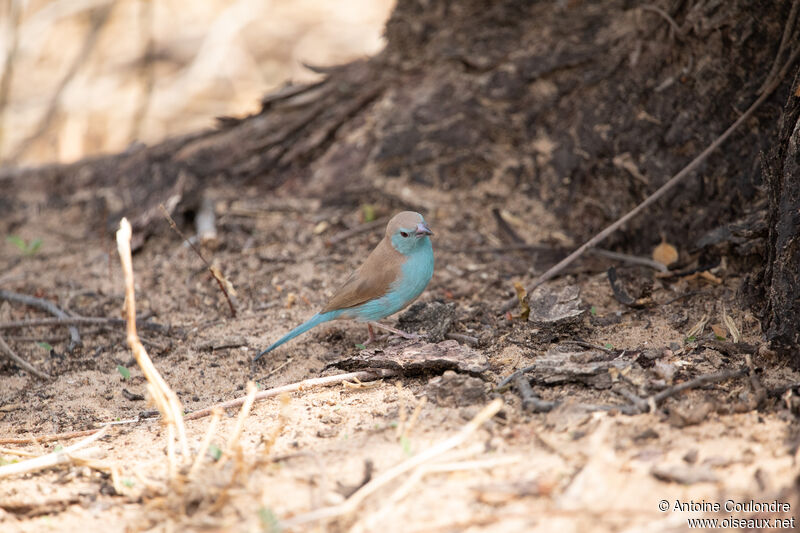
[254,211,434,361]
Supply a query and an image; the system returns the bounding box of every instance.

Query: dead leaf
[722,308,741,343]
[652,239,678,266]
[285,292,296,308]
[513,282,530,321]
[313,221,330,234]
[710,324,726,340]
[686,314,709,339]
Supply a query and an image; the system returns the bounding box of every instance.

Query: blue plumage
[255,211,434,361]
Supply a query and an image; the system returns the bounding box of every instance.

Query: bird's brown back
[321,237,406,312]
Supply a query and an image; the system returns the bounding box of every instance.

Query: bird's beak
[415,222,433,237]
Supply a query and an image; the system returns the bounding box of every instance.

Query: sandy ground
[1,178,799,532]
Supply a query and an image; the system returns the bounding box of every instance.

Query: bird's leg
[362,323,378,346]
[369,321,423,341]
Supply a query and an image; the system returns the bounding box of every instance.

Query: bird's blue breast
[346,237,434,322]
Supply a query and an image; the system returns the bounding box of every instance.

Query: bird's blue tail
[254,310,340,361]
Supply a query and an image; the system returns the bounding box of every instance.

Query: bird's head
[386,211,433,254]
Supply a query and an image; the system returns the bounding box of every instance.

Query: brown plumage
[321,212,423,312]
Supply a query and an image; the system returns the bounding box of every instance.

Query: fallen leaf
[513,282,530,321]
[722,308,741,343]
[686,314,709,339]
[710,324,727,340]
[652,239,678,266]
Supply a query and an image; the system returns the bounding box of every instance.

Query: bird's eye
[400,231,409,238]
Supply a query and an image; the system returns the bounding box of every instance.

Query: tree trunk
[2,0,798,353]
[760,71,800,355]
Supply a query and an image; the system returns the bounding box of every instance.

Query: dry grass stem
[185,370,396,421]
[402,395,427,441]
[0,333,51,380]
[189,407,223,480]
[0,425,108,478]
[116,218,189,469]
[218,381,258,468]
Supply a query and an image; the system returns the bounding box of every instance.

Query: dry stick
[281,398,503,529]
[0,289,81,351]
[196,194,218,246]
[327,217,389,246]
[0,333,51,380]
[160,204,237,317]
[117,218,189,463]
[445,332,479,346]
[0,428,100,445]
[650,368,747,406]
[184,370,396,421]
[0,315,173,333]
[501,43,800,313]
[588,248,667,273]
[0,426,108,478]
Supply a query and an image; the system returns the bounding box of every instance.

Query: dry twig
[0,426,108,478]
[0,333,51,380]
[0,289,81,351]
[0,315,173,333]
[185,370,397,421]
[161,204,237,317]
[117,218,189,475]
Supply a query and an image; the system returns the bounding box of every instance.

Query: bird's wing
[321,238,405,312]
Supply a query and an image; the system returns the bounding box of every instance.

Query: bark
[760,71,800,355]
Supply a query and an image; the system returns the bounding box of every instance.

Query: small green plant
[400,435,412,456]
[37,341,53,352]
[6,235,42,256]
[685,336,697,343]
[122,478,135,488]
[361,204,377,222]
[208,443,222,461]
[355,343,366,350]
[604,343,614,350]
[116,365,131,380]
[590,305,597,316]
[258,507,281,533]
